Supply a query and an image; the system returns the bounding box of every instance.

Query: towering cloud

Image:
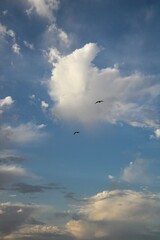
[48,43,160,133]
[67,189,160,240]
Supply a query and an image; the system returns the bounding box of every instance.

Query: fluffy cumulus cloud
[48,43,160,131]
[154,128,160,139]
[41,100,49,110]
[0,96,14,113]
[67,189,160,240]
[26,0,59,21]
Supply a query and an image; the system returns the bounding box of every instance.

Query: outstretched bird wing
[95,100,104,104]
[74,131,80,135]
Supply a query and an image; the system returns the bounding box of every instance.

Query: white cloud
[48,43,160,130]
[24,40,34,50]
[0,23,15,39]
[0,23,7,37]
[108,175,116,181]
[26,0,60,21]
[41,100,49,110]
[0,96,14,108]
[0,96,14,115]
[47,47,61,65]
[37,124,46,129]
[12,43,21,55]
[121,159,150,184]
[154,128,160,139]
[29,94,36,99]
[67,189,160,240]
[0,23,20,55]
[43,24,71,50]
[58,28,70,47]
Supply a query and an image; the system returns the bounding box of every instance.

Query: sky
[0,0,160,239]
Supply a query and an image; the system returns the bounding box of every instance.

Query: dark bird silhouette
[95,100,104,104]
[73,131,80,135]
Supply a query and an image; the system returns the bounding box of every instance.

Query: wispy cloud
[11,182,64,193]
[0,23,15,39]
[0,122,46,145]
[24,40,34,50]
[0,156,24,164]
[121,159,151,184]
[42,23,71,52]
[26,0,60,22]
[108,174,116,182]
[0,23,20,55]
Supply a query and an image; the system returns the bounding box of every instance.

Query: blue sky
[0,0,160,239]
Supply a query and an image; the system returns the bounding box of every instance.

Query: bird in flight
[95,100,104,104]
[73,131,80,135]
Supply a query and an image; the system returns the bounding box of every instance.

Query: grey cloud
[46,182,65,190]
[64,192,87,202]
[0,203,38,236]
[7,232,75,240]
[0,165,30,188]
[0,156,25,164]
[4,223,75,240]
[54,211,81,221]
[11,182,65,193]
[64,192,78,201]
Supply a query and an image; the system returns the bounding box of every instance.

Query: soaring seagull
[73,131,80,135]
[95,100,104,104]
